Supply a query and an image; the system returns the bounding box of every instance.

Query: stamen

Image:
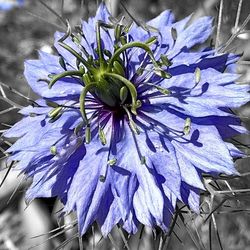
[160,55,172,67]
[48,107,62,119]
[98,126,107,145]
[46,100,59,108]
[171,27,177,41]
[195,67,201,84]
[50,146,57,155]
[145,36,157,46]
[120,36,127,45]
[99,175,106,182]
[144,83,172,95]
[183,117,191,135]
[154,68,172,79]
[136,67,144,76]
[123,20,133,33]
[48,114,62,123]
[107,158,117,166]
[140,156,146,165]
[114,24,124,42]
[123,106,140,135]
[85,125,91,144]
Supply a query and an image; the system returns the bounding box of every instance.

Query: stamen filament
[98,126,107,145]
[123,106,140,135]
[144,83,172,95]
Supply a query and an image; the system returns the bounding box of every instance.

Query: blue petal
[147,9,175,28]
[110,122,168,228]
[169,16,213,58]
[26,140,84,202]
[54,32,83,68]
[93,2,110,23]
[4,115,46,138]
[24,59,83,98]
[180,183,200,213]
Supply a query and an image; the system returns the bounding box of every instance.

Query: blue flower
[0,0,24,10]
[4,4,249,236]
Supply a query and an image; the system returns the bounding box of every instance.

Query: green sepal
[79,82,98,124]
[58,41,92,69]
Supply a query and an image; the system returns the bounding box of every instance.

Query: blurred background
[0,0,250,249]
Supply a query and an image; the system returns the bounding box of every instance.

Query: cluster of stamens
[46,19,173,144]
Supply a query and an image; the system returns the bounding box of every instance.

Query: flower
[4,3,249,236]
[0,0,24,10]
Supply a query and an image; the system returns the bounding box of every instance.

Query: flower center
[47,20,172,143]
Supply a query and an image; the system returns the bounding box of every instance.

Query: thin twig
[0,85,6,98]
[0,107,16,115]
[220,14,250,52]
[215,0,224,49]
[38,0,67,27]
[234,0,243,32]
